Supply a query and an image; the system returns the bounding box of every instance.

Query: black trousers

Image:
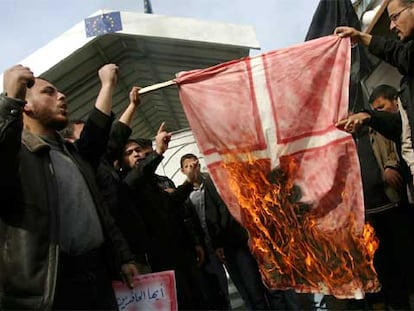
[53,248,118,310]
[364,205,414,310]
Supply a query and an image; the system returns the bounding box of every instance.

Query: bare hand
[336,112,371,133]
[121,262,139,289]
[195,245,205,267]
[3,65,34,100]
[129,86,141,106]
[384,167,403,189]
[98,63,119,87]
[334,26,360,38]
[155,122,171,155]
[334,26,372,46]
[215,248,226,263]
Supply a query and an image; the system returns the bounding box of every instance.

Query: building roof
[5,10,259,139]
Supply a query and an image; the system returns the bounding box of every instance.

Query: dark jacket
[201,173,248,250]
[96,121,151,263]
[0,95,133,310]
[361,36,414,185]
[123,151,200,270]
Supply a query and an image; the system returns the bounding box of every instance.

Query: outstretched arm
[336,110,402,143]
[119,86,140,126]
[124,122,171,188]
[75,64,119,170]
[106,86,141,163]
[94,63,118,116]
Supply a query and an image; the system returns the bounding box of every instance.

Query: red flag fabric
[176,35,379,298]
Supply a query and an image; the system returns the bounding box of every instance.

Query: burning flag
[176,35,380,299]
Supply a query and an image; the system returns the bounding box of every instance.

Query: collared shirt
[189,180,213,251]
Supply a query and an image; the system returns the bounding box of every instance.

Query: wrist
[100,82,116,90]
[359,32,372,46]
[360,112,372,123]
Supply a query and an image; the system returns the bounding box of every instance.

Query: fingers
[384,168,403,188]
[98,63,119,86]
[154,122,171,155]
[336,113,370,133]
[3,65,35,100]
[126,274,134,289]
[334,26,353,37]
[334,26,360,45]
[196,246,205,266]
[335,119,347,129]
[129,86,141,105]
[163,132,172,144]
[334,27,344,36]
[157,121,166,135]
[99,63,119,74]
[187,159,199,169]
[121,264,138,289]
[344,120,356,133]
[336,118,356,133]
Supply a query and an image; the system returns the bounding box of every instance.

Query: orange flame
[221,153,380,298]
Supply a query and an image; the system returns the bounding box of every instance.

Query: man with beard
[117,127,207,309]
[0,64,137,310]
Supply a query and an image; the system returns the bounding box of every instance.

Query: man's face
[371,96,399,113]
[25,78,68,130]
[181,157,200,176]
[388,0,414,41]
[122,142,153,169]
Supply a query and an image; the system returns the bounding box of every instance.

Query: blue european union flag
[84,11,122,38]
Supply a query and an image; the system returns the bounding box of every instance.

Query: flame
[221,153,380,298]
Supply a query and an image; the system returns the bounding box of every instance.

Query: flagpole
[138,79,176,95]
[143,0,153,14]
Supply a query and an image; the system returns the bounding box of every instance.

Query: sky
[0,0,321,73]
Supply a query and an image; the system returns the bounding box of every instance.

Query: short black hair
[368,84,398,104]
[124,138,152,149]
[180,153,198,168]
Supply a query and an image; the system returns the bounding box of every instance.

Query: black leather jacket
[0,95,134,310]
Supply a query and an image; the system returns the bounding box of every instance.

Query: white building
[1,10,259,184]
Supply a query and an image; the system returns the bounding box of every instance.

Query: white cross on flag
[176,35,379,299]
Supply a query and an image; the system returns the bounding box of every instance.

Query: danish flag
[176,36,378,298]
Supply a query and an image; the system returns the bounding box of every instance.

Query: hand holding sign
[113,270,177,311]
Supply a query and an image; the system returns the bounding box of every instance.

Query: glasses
[389,6,410,22]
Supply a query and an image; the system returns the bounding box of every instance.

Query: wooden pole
[138,79,177,95]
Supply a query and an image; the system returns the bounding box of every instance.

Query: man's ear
[23,101,34,115]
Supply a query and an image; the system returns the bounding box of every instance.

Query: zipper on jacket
[49,162,54,176]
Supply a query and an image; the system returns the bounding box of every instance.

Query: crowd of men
[1,0,414,310]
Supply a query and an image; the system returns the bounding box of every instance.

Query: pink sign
[112,270,177,311]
